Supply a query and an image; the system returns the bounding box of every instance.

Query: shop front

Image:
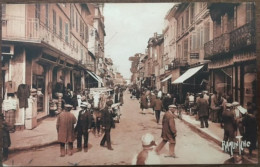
[85,70,103,88]
[208,52,256,106]
[172,64,208,103]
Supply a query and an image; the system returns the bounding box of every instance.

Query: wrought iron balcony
[230,21,256,52]
[204,33,230,59]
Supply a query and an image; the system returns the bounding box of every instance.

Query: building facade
[205,2,256,106]
[129,2,256,107]
[1,3,106,127]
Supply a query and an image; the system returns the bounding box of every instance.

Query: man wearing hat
[232,101,244,136]
[132,133,160,165]
[242,102,257,157]
[156,105,177,157]
[75,102,92,152]
[1,113,11,161]
[222,103,236,145]
[56,104,76,157]
[100,100,115,150]
[197,93,209,128]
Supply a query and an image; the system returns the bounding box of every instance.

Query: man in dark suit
[75,102,92,152]
[100,100,115,150]
[155,105,177,158]
[56,104,76,157]
[197,93,209,128]
[163,94,172,111]
[153,97,164,124]
[222,103,236,142]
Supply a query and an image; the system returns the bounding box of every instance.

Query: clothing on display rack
[17,84,30,108]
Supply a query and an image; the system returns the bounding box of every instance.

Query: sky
[103,3,175,80]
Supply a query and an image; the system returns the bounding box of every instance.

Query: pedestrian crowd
[1,84,126,161]
[56,85,126,157]
[129,84,258,165]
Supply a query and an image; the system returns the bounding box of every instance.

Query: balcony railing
[2,15,81,61]
[204,33,230,59]
[2,15,40,41]
[230,21,256,52]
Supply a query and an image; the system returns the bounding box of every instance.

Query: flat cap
[226,103,232,108]
[168,105,176,108]
[232,102,240,106]
[80,102,88,108]
[64,104,73,108]
[106,100,113,106]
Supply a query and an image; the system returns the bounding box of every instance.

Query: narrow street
[4,91,230,166]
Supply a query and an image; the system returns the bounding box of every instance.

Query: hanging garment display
[17,84,30,108]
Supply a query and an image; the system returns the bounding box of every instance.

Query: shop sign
[190,53,199,59]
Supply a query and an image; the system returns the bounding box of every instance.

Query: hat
[141,133,157,147]
[87,103,92,109]
[203,90,208,94]
[168,105,176,108]
[64,104,73,108]
[106,100,113,106]
[232,102,240,107]
[80,102,88,108]
[226,103,232,108]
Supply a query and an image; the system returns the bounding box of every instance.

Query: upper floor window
[2,4,6,16]
[76,14,78,32]
[183,39,188,60]
[190,3,194,24]
[59,17,62,39]
[71,5,74,28]
[45,4,49,27]
[181,17,184,33]
[186,10,189,29]
[246,2,254,23]
[35,4,41,20]
[204,22,210,43]
[80,20,84,39]
[85,25,89,43]
[65,23,69,43]
[53,10,56,34]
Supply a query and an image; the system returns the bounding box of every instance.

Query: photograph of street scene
[0,1,258,166]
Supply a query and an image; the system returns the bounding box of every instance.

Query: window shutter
[85,25,89,43]
[196,28,200,49]
[200,27,204,48]
[59,17,62,38]
[184,39,188,60]
[45,4,49,27]
[246,2,252,23]
[65,23,69,43]
[204,22,210,43]
[53,10,56,34]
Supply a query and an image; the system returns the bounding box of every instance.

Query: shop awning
[161,74,172,82]
[87,71,103,84]
[172,65,204,84]
[95,74,103,84]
